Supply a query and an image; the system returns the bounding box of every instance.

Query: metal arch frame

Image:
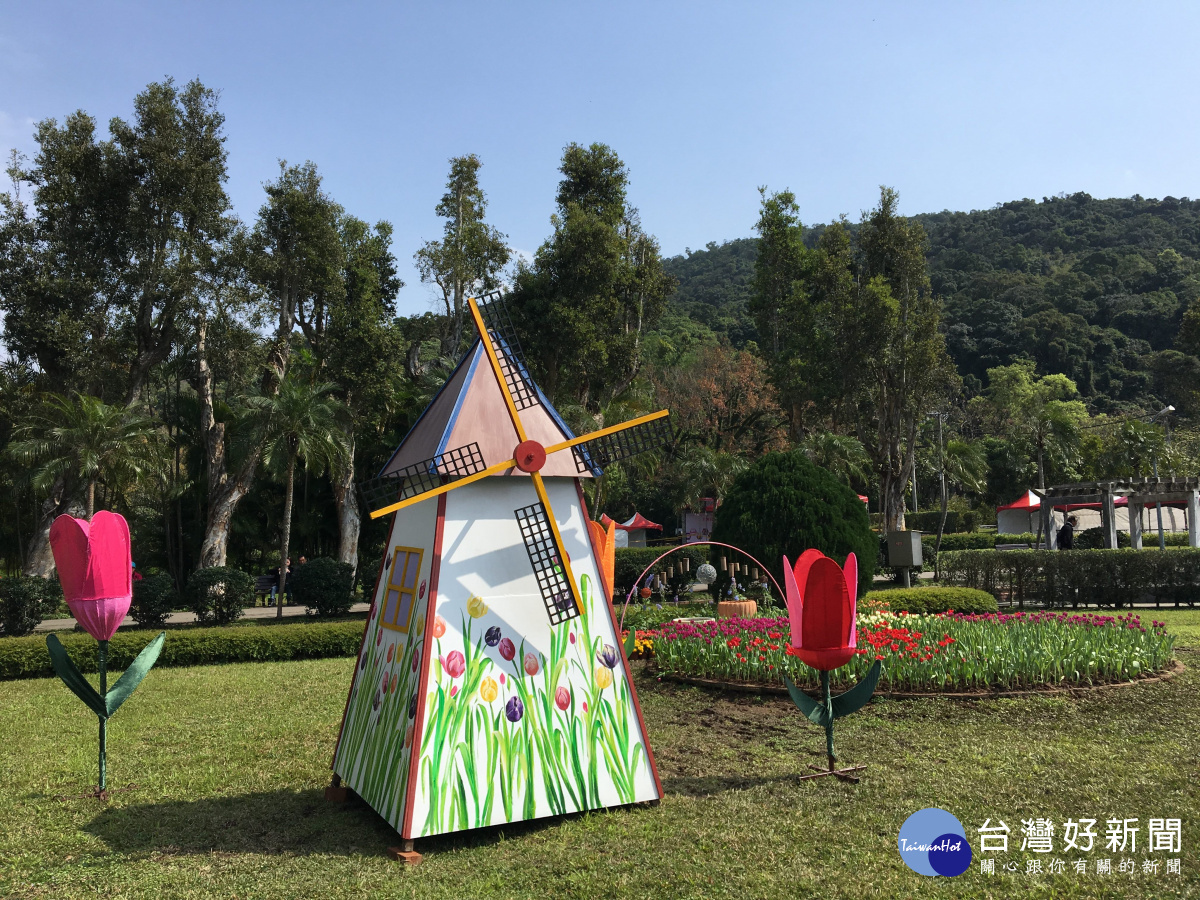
[617,540,786,632]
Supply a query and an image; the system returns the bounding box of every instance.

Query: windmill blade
[475,291,540,413]
[514,497,582,625]
[359,442,494,519]
[545,409,673,476]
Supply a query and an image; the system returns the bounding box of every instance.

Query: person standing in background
[1057,515,1077,550]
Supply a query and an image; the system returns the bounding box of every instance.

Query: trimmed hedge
[185,566,253,626]
[613,546,710,597]
[0,619,364,680]
[869,586,999,615]
[291,557,355,618]
[879,533,1021,580]
[941,548,1200,607]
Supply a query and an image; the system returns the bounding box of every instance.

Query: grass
[0,617,1198,898]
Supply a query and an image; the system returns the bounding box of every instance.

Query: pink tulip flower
[49,512,133,642]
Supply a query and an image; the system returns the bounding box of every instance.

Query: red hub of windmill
[513,439,547,472]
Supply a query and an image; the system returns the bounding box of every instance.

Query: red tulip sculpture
[781,550,881,782]
[47,511,165,796]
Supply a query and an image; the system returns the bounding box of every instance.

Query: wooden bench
[254,574,281,606]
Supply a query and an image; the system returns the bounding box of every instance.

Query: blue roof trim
[375,342,478,478]
[435,341,484,459]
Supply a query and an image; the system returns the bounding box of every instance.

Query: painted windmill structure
[331,292,670,845]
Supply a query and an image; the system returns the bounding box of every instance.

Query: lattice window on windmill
[382,546,424,632]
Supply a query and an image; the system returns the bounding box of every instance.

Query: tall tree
[195,162,346,567]
[324,217,403,577]
[414,155,510,356]
[0,79,231,403]
[852,187,958,532]
[512,143,674,408]
[250,161,347,381]
[1,80,231,570]
[974,360,1088,489]
[750,188,811,435]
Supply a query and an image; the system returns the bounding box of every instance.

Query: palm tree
[943,439,988,495]
[678,445,749,510]
[1105,420,1166,478]
[799,431,872,488]
[9,393,166,519]
[934,437,989,555]
[246,370,350,616]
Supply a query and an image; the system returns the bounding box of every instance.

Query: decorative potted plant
[716,578,757,619]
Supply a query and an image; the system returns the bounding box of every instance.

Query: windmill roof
[379,339,587,479]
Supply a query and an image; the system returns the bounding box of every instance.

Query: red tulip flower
[443,650,466,679]
[780,549,881,780]
[49,511,133,642]
[783,549,859,672]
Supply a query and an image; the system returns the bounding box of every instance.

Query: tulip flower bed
[652,611,1176,692]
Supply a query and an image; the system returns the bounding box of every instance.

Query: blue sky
[3,2,1199,315]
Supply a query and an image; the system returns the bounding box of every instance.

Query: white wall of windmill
[410,476,660,838]
[332,494,440,833]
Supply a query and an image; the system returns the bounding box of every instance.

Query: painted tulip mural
[333,566,656,838]
[46,511,165,794]
[415,573,648,835]
[781,550,881,782]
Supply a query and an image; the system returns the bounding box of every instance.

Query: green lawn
[2,622,1199,898]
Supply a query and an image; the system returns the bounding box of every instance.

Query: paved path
[35,601,372,633]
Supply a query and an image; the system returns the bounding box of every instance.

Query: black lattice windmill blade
[357,292,672,623]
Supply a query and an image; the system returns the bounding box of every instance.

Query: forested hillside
[663,193,1200,416]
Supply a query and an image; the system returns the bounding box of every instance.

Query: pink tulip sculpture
[781,550,882,783]
[47,511,165,796]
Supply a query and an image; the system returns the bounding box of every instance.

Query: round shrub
[711,450,877,596]
[870,586,998,615]
[185,566,252,626]
[291,557,355,618]
[131,572,178,627]
[0,576,59,637]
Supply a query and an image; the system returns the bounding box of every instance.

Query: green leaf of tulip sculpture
[623,626,637,659]
[46,634,108,719]
[104,632,166,716]
[782,550,879,780]
[48,512,164,794]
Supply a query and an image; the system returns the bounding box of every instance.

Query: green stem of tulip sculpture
[821,670,836,770]
[98,640,108,793]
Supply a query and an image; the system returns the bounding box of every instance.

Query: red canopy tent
[599,512,662,548]
[996,489,1130,536]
